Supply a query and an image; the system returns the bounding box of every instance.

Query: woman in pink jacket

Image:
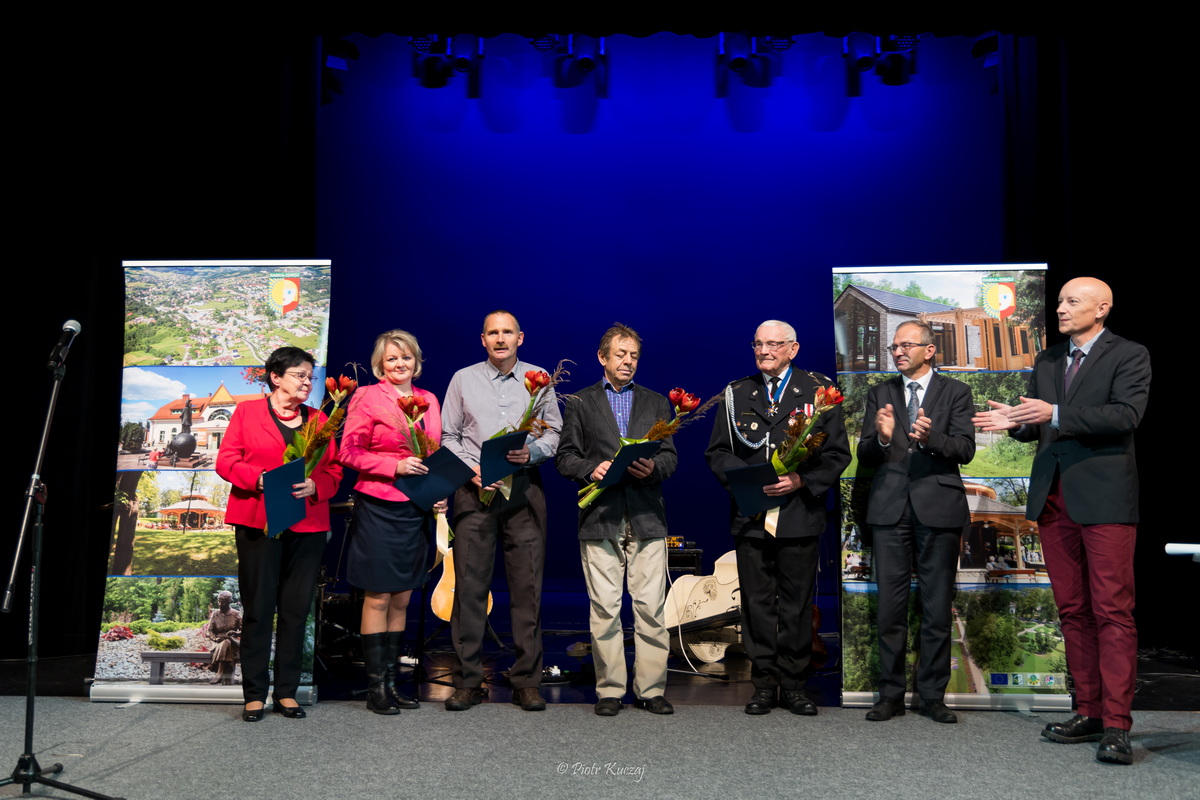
[340,330,442,714]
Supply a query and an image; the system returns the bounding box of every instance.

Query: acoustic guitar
[430,548,494,623]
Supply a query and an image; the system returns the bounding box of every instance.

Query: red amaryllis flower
[397,394,431,422]
[524,370,550,395]
[815,386,844,409]
[325,375,358,405]
[669,388,699,415]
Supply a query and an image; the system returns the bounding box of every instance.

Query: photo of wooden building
[834,283,1038,373]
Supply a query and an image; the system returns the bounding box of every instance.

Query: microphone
[47,319,81,370]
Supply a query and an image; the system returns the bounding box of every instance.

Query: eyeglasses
[751,340,793,352]
[888,342,931,352]
[285,371,314,383]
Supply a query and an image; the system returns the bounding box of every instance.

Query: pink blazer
[340,382,442,503]
[216,397,342,531]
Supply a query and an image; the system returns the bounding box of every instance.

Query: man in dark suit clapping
[858,320,975,725]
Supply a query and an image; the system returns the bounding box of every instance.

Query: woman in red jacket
[216,347,342,722]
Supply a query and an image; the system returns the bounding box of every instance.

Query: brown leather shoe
[512,687,546,711]
[444,687,486,711]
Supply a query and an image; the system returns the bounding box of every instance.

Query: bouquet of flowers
[577,387,719,509]
[758,384,842,535]
[282,375,358,478]
[769,385,844,477]
[480,361,570,504]
[397,394,439,458]
[393,391,457,569]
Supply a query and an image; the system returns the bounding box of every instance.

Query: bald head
[1057,277,1112,345]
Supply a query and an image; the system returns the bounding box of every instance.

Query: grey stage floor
[0,697,1195,800]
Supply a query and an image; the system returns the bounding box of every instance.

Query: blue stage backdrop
[316,32,1007,595]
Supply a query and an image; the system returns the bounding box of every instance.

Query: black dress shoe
[1042,714,1104,744]
[512,687,547,711]
[633,696,674,715]
[781,690,818,716]
[744,688,776,715]
[918,699,958,724]
[272,701,307,719]
[1096,728,1133,765]
[242,703,265,722]
[865,696,906,721]
[594,697,622,716]
[444,687,486,711]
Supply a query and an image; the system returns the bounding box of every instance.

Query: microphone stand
[0,356,124,799]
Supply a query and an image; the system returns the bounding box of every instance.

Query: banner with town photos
[94,260,331,703]
[834,264,1070,711]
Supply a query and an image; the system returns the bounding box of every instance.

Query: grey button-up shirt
[441,359,561,468]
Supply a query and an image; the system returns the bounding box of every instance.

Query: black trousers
[736,534,819,692]
[235,526,325,703]
[872,500,961,701]
[450,471,546,689]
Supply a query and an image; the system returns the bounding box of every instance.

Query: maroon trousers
[1038,480,1137,730]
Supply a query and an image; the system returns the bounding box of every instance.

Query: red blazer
[216,397,343,532]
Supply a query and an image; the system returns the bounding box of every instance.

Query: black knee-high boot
[385,631,420,709]
[363,632,400,715]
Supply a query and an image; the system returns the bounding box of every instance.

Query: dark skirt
[347,492,432,593]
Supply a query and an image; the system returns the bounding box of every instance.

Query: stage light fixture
[552,34,608,97]
[876,34,919,86]
[716,32,774,97]
[408,34,483,96]
[843,32,877,97]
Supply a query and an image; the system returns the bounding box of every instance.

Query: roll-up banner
[94,261,332,704]
[834,264,1069,712]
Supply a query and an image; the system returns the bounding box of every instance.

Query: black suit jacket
[706,370,850,539]
[857,372,975,529]
[1013,329,1150,525]
[556,382,678,540]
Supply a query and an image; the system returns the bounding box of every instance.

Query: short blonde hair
[370,329,424,380]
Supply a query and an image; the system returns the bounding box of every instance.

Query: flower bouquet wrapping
[395,393,454,569]
[268,375,356,536]
[479,361,570,505]
[762,384,843,534]
[282,375,357,478]
[577,387,720,509]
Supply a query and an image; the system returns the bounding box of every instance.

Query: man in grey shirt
[441,310,561,711]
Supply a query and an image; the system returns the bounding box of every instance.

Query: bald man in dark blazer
[858,320,974,725]
[975,277,1150,765]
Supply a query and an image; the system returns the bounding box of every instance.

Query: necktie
[1064,349,1083,393]
[907,381,920,426]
